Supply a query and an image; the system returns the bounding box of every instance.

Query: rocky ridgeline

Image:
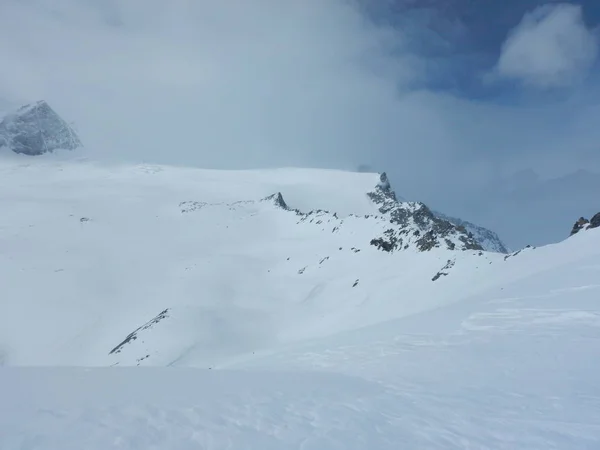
[366,173,484,252]
[0,100,81,155]
[181,173,490,254]
[262,176,487,253]
[570,213,600,236]
[433,211,509,253]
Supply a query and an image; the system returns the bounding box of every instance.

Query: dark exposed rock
[570,217,590,236]
[109,309,169,355]
[262,192,289,210]
[504,245,535,261]
[417,230,437,252]
[569,213,600,236]
[434,210,509,253]
[370,229,398,252]
[179,201,207,213]
[367,173,484,253]
[432,259,455,281]
[0,100,82,155]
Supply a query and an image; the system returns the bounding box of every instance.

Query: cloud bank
[0,0,599,214]
[495,3,598,88]
[0,0,415,170]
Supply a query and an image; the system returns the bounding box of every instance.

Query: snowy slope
[1,158,600,448]
[1,159,483,367]
[1,229,599,449]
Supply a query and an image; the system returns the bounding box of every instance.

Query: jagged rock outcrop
[109,309,170,356]
[261,192,290,210]
[570,217,590,236]
[367,173,484,252]
[571,213,600,236]
[434,211,509,253]
[0,100,81,155]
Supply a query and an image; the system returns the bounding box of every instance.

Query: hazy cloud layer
[495,3,598,88]
[0,0,415,169]
[0,0,599,247]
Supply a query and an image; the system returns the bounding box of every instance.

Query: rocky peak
[570,217,590,236]
[367,172,398,213]
[376,172,394,196]
[571,213,600,236]
[0,100,82,155]
[367,173,484,252]
[261,192,290,210]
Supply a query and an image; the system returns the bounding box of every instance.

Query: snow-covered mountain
[0,100,82,155]
[1,159,599,449]
[0,161,488,367]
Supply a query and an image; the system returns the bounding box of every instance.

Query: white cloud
[0,0,599,202]
[0,0,419,169]
[495,3,598,88]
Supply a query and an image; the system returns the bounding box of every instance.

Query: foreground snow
[3,253,599,449]
[1,159,599,448]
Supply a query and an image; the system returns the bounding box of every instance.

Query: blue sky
[370,0,600,96]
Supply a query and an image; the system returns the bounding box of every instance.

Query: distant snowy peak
[433,211,509,254]
[0,100,82,155]
[366,173,484,252]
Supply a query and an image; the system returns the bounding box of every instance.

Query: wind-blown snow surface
[1,159,600,449]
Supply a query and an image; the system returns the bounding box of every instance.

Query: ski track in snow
[1,159,600,449]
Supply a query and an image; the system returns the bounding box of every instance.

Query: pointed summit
[261,192,290,210]
[369,172,398,204]
[377,172,392,192]
[0,100,82,155]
